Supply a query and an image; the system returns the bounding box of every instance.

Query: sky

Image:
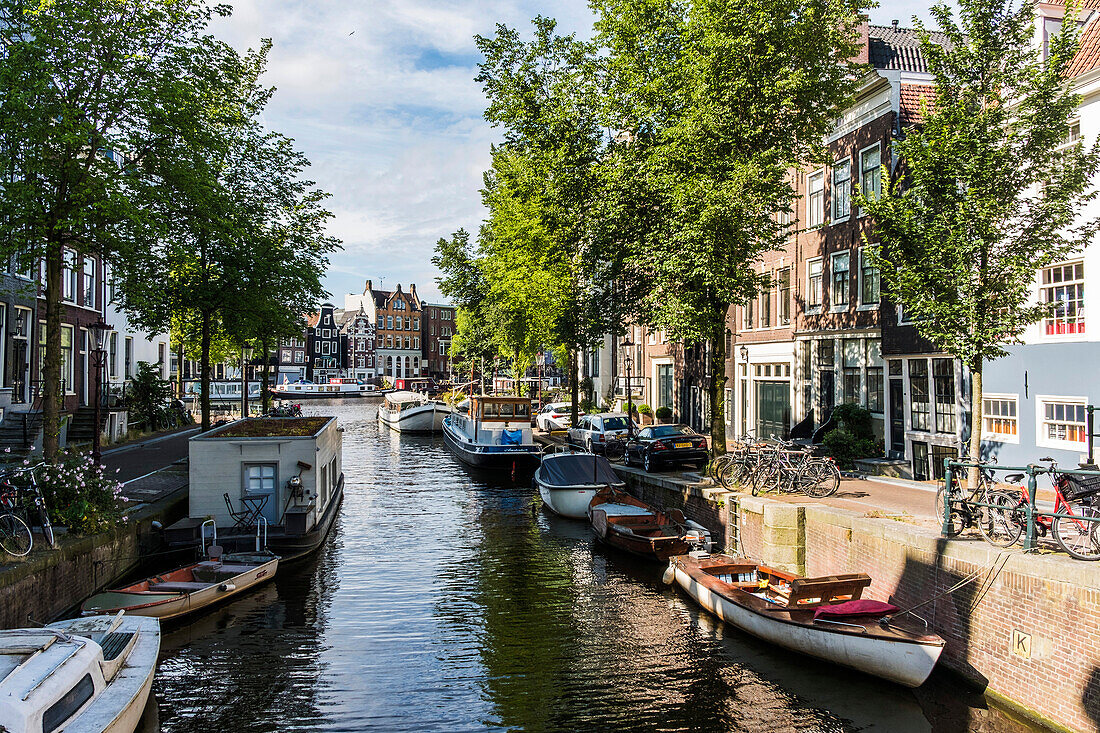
[212,0,937,306]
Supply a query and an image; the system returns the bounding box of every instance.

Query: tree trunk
[569,347,579,428]
[709,307,729,456]
[514,349,520,396]
[968,361,983,489]
[42,236,63,460]
[200,310,212,432]
[261,339,271,414]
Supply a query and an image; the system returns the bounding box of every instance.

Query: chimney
[364,279,372,293]
[410,283,417,294]
[892,19,899,31]
[854,14,870,66]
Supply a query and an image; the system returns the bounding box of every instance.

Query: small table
[238,495,269,528]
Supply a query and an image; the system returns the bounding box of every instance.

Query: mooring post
[1024,465,1039,551]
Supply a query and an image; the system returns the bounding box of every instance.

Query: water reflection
[144,401,1034,732]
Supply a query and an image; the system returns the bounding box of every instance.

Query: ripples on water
[149,402,1035,732]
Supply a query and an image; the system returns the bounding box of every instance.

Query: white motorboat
[377,391,452,433]
[0,612,160,733]
[271,377,377,399]
[441,395,541,471]
[535,451,625,519]
[668,553,944,687]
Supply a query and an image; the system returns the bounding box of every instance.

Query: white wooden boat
[81,551,279,621]
[377,391,452,433]
[0,612,160,733]
[442,395,541,471]
[668,553,944,687]
[535,452,625,519]
[271,377,376,399]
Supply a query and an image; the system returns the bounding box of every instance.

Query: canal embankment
[0,464,188,628]
[614,463,1100,733]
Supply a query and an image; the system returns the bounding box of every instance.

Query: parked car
[567,413,636,453]
[625,424,709,472]
[536,402,584,431]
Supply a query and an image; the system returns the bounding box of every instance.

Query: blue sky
[213,1,938,305]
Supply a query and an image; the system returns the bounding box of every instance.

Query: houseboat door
[243,463,280,524]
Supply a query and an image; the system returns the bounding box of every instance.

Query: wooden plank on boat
[0,631,58,655]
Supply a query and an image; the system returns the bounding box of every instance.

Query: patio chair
[224,492,252,530]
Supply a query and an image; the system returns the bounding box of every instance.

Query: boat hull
[671,563,942,687]
[537,482,597,519]
[378,403,449,433]
[442,419,541,471]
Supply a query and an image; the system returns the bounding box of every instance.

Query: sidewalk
[104,425,199,483]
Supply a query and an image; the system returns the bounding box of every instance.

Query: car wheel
[644,453,653,472]
[585,437,593,453]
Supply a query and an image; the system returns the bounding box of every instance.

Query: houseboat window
[500,403,514,417]
[43,673,94,733]
[244,463,277,496]
[482,402,498,417]
[514,402,529,417]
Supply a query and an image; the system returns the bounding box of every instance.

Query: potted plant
[655,406,673,423]
[637,403,652,425]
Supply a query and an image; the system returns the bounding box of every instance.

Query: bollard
[1024,466,1039,551]
[941,460,955,537]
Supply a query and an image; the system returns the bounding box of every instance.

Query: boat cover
[540,454,620,487]
[813,600,899,619]
[502,429,524,446]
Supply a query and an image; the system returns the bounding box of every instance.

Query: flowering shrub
[32,451,126,535]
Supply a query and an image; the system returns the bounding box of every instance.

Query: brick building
[422,302,455,381]
[340,305,377,382]
[374,283,423,383]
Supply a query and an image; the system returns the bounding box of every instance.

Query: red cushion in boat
[813,600,899,619]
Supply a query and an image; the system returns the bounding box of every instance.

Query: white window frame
[859,142,882,217]
[806,257,823,312]
[831,158,851,223]
[1036,395,1088,451]
[830,250,850,311]
[807,170,825,228]
[982,393,1020,444]
[1039,260,1085,340]
[858,246,881,310]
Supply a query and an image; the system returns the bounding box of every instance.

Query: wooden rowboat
[667,553,944,687]
[587,486,710,561]
[81,551,279,621]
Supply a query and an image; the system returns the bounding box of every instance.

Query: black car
[625,424,709,472]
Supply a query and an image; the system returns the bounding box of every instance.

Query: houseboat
[184,379,263,403]
[271,377,377,399]
[377,391,452,433]
[442,395,541,471]
[164,416,344,561]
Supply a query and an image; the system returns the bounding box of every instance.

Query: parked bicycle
[0,483,32,557]
[750,439,840,498]
[935,458,1000,537]
[602,435,627,463]
[0,462,54,549]
[980,457,1100,560]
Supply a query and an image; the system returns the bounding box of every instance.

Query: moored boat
[0,613,160,733]
[81,551,279,621]
[667,552,945,687]
[377,391,452,433]
[271,377,377,399]
[535,451,624,519]
[587,486,711,561]
[442,395,541,471]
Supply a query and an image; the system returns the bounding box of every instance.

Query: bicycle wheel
[1053,505,1100,560]
[976,491,1023,548]
[753,465,780,495]
[935,485,967,537]
[605,440,625,462]
[0,513,32,557]
[38,508,54,547]
[797,460,840,498]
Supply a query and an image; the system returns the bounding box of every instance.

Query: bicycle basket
[1062,474,1100,502]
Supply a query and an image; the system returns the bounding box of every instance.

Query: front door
[756,381,791,441]
[243,463,279,524]
[889,379,905,456]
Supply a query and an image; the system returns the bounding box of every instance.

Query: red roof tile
[1068,14,1100,77]
[899,83,936,127]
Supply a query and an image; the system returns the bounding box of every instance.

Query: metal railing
[942,458,1100,551]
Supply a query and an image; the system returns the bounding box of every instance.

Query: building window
[1041,261,1084,335]
[860,144,881,211]
[413,318,420,330]
[109,331,118,378]
[62,250,77,302]
[866,340,883,413]
[842,339,860,404]
[743,296,754,329]
[1039,398,1087,447]
[386,316,393,329]
[760,278,772,328]
[807,259,823,309]
[413,337,420,349]
[860,247,880,306]
[909,359,930,431]
[808,170,825,227]
[657,364,674,410]
[831,251,849,308]
[82,257,95,307]
[832,159,851,221]
[777,268,791,325]
[933,358,956,434]
[983,395,1018,442]
[61,325,73,393]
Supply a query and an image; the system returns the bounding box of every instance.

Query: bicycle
[935,459,999,537]
[0,484,32,557]
[981,457,1100,560]
[603,436,627,462]
[751,439,840,498]
[0,462,54,548]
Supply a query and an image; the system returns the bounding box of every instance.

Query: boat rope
[884,549,1018,626]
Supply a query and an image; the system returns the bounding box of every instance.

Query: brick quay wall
[616,465,1100,733]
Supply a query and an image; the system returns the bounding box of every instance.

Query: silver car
[568,412,636,453]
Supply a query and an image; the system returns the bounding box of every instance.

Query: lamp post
[241,345,254,420]
[622,339,635,438]
[89,319,112,463]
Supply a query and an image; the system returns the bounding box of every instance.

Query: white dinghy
[0,612,160,733]
[377,391,452,433]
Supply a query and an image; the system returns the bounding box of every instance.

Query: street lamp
[241,345,254,420]
[622,339,635,438]
[89,319,112,463]
[740,344,749,363]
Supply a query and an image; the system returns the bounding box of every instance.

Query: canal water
[148,402,1037,732]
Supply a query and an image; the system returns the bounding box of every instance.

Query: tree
[595,0,868,453]
[858,0,1100,471]
[0,0,229,458]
